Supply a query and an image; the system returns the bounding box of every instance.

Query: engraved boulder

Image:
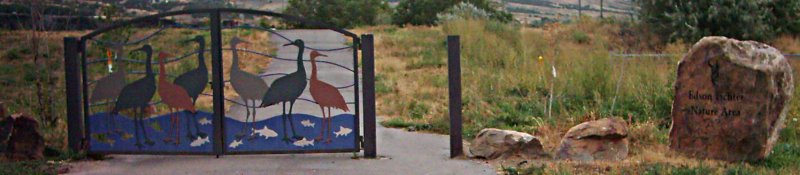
[555,118,629,161]
[670,36,794,161]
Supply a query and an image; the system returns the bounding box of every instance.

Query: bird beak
[283,42,294,46]
[319,53,328,57]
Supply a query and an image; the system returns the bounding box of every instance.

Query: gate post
[448,36,463,158]
[210,10,225,158]
[64,37,84,152]
[362,34,377,158]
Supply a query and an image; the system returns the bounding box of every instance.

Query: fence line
[86,48,355,72]
[610,53,800,59]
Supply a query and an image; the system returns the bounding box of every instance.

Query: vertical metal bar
[210,10,224,158]
[352,37,361,150]
[80,39,90,151]
[64,37,83,152]
[361,34,377,158]
[448,36,463,158]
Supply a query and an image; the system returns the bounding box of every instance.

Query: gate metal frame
[64,8,377,157]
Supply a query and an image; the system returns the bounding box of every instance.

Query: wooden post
[448,36,463,158]
[210,10,224,158]
[362,34,377,158]
[64,37,83,152]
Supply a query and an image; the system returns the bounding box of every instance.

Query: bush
[392,0,512,26]
[284,0,389,28]
[638,0,800,42]
[436,2,492,23]
[571,30,589,44]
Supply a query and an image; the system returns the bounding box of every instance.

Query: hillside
[497,0,636,24]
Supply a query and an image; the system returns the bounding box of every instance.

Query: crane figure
[90,43,127,135]
[112,45,157,149]
[174,36,208,139]
[260,39,308,143]
[229,37,269,140]
[157,52,196,145]
[308,51,349,144]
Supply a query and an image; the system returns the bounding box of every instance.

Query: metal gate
[63,8,377,156]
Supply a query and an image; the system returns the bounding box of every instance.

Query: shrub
[284,0,389,28]
[436,2,491,23]
[571,30,589,44]
[638,0,800,42]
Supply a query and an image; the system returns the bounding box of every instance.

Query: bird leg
[141,107,155,146]
[236,100,250,140]
[110,104,121,135]
[326,107,332,144]
[186,101,196,140]
[134,109,143,149]
[163,108,174,143]
[288,101,302,140]
[175,110,181,145]
[315,107,326,141]
[247,100,258,141]
[193,108,205,138]
[281,102,291,143]
[106,105,113,135]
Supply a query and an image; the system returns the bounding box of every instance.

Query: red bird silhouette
[157,52,196,144]
[308,51,349,143]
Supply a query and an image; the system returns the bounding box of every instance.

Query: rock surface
[4,114,44,160]
[555,118,628,161]
[670,36,794,161]
[468,128,547,159]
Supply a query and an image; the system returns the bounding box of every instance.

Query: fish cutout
[198,117,212,125]
[150,122,162,132]
[301,119,315,128]
[121,133,133,140]
[334,126,352,137]
[190,136,210,147]
[293,138,314,147]
[252,126,278,139]
[229,139,243,149]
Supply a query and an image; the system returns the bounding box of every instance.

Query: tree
[283,0,389,28]
[639,0,800,43]
[765,0,800,35]
[392,0,512,26]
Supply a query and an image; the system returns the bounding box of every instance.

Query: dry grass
[355,19,800,174]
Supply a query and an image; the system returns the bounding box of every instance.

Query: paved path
[67,30,494,175]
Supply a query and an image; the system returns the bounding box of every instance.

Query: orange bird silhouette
[157,52,196,144]
[309,51,349,143]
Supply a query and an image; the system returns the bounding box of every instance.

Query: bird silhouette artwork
[308,51,349,144]
[229,37,269,140]
[90,43,127,135]
[174,35,208,140]
[260,39,308,143]
[157,52,196,145]
[112,45,157,149]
